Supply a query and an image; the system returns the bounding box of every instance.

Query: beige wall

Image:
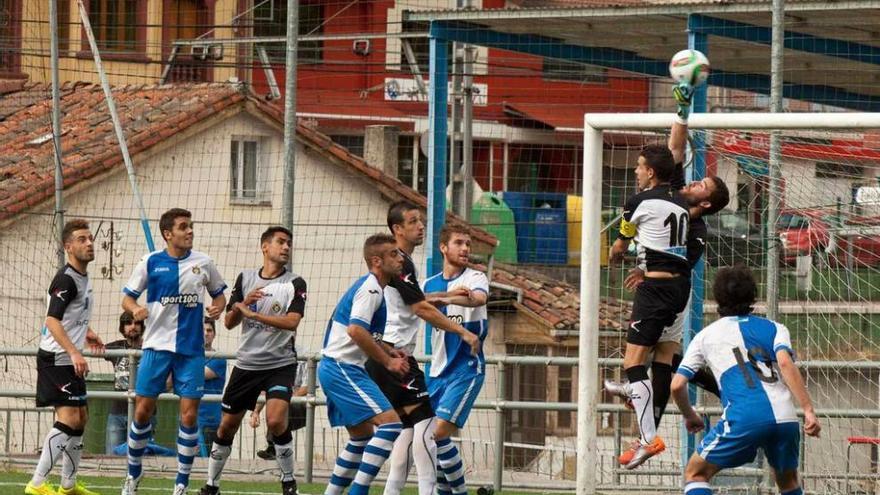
[22,0,240,86]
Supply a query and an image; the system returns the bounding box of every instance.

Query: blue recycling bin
[500,192,568,264]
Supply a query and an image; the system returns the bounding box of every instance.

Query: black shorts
[36,358,87,408]
[221,363,297,414]
[628,276,691,347]
[365,355,431,410]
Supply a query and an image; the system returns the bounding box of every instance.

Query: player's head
[636,144,676,189]
[118,311,145,341]
[62,218,95,264]
[439,223,472,269]
[363,233,403,277]
[159,208,193,250]
[203,317,216,349]
[681,176,730,217]
[387,200,425,248]
[713,265,757,317]
[261,226,292,265]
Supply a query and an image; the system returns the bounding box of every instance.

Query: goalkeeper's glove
[673,81,695,124]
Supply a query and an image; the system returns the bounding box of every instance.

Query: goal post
[577,112,880,495]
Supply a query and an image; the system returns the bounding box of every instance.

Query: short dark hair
[387,200,420,233]
[439,223,470,245]
[640,144,676,183]
[703,176,731,216]
[363,233,397,264]
[203,317,216,331]
[713,265,757,317]
[62,219,90,244]
[118,311,144,336]
[261,226,292,245]
[159,208,192,240]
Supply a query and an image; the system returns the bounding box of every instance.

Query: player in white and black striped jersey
[615,85,731,435]
[28,219,105,495]
[607,139,692,470]
[199,226,306,495]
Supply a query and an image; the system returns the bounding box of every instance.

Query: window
[254,0,323,64]
[0,0,22,75]
[230,138,268,203]
[329,135,364,157]
[816,161,864,180]
[87,0,141,53]
[400,21,448,75]
[57,0,71,53]
[542,57,607,83]
[401,21,429,74]
[557,365,573,429]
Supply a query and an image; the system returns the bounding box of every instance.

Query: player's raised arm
[669,82,694,166]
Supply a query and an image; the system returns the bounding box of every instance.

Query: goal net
[580,112,880,494]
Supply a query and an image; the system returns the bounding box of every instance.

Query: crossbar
[585,112,880,130]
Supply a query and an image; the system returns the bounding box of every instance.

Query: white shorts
[658,292,692,344]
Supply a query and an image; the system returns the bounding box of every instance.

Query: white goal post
[576,112,880,495]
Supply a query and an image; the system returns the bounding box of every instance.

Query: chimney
[364,125,399,178]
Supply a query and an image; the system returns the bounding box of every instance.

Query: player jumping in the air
[606,120,692,469]
[606,82,730,442]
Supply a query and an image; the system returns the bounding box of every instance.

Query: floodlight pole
[426,25,449,353]
[281,0,299,269]
[766,0,785,320]
[50,0,65,269]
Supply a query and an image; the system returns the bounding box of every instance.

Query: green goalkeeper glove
[672,82,695,123]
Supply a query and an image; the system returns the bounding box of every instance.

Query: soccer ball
[669,49,710,86]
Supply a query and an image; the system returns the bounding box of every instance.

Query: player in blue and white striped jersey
[318,233,409,495]
[120,208,227,495]
[672,266,820,495]
[422,223,489,495]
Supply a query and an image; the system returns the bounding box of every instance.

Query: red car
[778,208,880,267]
[777,209,831,262]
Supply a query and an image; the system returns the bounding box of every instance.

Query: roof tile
[492,262,632,332]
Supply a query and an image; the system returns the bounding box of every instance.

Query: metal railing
[1,348,879,493]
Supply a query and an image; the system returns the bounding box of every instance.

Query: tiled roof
[0,81,497,249]
[0,82,246,222]
[492,262,632,331]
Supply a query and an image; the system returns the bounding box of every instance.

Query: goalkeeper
[604,82,730,468]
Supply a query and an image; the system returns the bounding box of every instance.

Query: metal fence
[2,348,879,493]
